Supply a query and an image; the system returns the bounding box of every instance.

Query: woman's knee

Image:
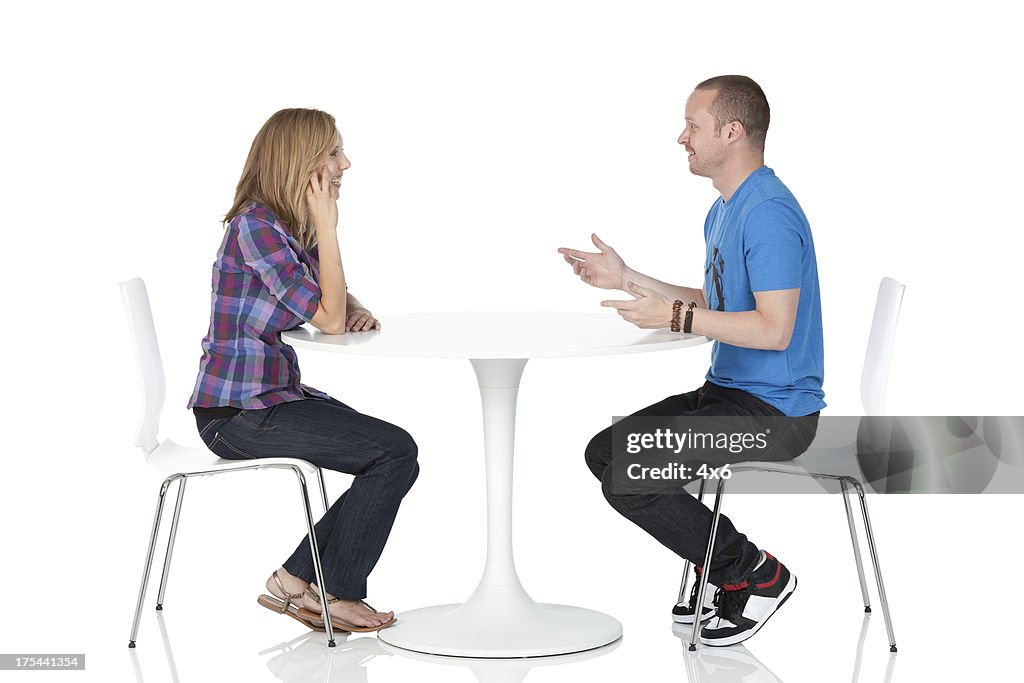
[381,425,419,467]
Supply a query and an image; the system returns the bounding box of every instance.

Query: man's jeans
[585,381,818,586]
[196,396,419,600]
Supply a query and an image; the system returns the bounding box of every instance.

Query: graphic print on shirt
[705,246,726,311]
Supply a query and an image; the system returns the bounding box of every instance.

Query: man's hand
[345,306,380,332]
[601,282,674,329]
[557,233,628,290]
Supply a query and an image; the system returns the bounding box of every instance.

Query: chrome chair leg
[315,467,330,513]
[156,478,188,610]
[689,478,726,651]
[129,476,177,647]
[852,481,897,652]
[293,467,336,647]
[677,478,707,602]
[840,479,872,611]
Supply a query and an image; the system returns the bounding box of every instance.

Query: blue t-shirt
[702,166,825,416]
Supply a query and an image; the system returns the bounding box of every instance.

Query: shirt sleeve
[235,214,321,322]
[744,200,805,293]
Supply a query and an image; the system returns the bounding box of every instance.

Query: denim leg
[584,388,702,480]
[196,397,419,600]
[599,465,756,585]
[583,383,813,586]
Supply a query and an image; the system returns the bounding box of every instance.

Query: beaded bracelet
[671,300,684,332]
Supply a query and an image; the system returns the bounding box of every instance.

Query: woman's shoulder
[229,202,288,235]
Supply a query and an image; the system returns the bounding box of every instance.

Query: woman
[188,108,418,633]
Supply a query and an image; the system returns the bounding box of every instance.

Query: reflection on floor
[128,610,897,683]
[671,615,896,683]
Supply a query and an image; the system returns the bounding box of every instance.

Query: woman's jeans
[585,381,818,587]
[196,396,419,600]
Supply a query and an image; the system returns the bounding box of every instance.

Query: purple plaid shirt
[188,202,330,409]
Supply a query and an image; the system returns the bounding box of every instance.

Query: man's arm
[689,288,799,350]
[601,284,799,351]
[558,233,707,307]
[620,267,707,309]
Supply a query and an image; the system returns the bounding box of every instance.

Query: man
[559,75,824,647]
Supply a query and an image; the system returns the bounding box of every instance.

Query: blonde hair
[224,108,338,250]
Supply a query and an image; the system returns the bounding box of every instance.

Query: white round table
[282,312,709,658]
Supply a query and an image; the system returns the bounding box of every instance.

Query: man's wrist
[620,267,637,291]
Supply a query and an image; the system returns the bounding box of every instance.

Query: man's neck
[713,156,765,203]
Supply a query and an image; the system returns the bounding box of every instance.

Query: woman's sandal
[257,570,330,632]
[296,584,397,633]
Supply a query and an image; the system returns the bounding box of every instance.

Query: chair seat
[146,438,321,476]
[726,445,866,480]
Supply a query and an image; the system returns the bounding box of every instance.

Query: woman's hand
[345,306,381,332]
[557,233,629,290]
[306,166,338,232]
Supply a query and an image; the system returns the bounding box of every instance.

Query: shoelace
[687,577,701,609]
[712,586,749,623]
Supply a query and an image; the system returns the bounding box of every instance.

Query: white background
[1,1,1022,681]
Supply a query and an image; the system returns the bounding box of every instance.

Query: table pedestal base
[378,585,622,658]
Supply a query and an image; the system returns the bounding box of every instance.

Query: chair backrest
[120,278,165,454]
[860,277,905,416]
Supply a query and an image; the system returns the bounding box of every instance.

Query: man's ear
[724,120,746,144]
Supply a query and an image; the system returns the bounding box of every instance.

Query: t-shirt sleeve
[236,214,321,322]
[744,200,805,292]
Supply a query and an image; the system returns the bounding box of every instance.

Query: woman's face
[323,131,351,199]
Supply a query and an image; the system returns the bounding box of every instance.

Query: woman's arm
[307,167,348,334]
[345,291,381,331]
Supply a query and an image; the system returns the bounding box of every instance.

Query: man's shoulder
[740,168,808,229]
[746,167,798,205]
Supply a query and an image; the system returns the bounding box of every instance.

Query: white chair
[680,277,905,652]
[121,277,340,648]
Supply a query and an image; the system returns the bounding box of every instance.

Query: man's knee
[584,426,614,479]
[599,465,638,514]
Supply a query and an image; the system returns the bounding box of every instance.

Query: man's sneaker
[672,566,717,624]
[699,551,797,647]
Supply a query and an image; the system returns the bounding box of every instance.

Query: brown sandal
[257,570,329,632]
[296,584,396,633]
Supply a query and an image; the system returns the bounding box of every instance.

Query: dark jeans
[585,381,818,587]
[196,396,419,600]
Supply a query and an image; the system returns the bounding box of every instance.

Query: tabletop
[281,311,709,359]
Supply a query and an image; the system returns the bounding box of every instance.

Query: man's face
[677,89,727,179]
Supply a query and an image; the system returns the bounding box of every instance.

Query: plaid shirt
[188,202,330,409]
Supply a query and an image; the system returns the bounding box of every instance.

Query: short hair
[694,75,770,153]
[225,108,338,250]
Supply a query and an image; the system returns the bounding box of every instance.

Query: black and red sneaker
[672,566,717,624]
[699,551,797,647]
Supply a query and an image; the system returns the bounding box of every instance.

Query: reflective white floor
[95,495,1017,683]
[125,609,905,683]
